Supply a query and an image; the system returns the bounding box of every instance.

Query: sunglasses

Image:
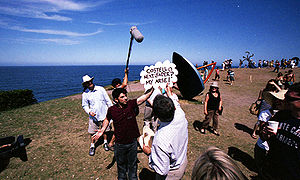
[83,81,92,85]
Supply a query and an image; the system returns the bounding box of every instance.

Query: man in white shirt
[147,94,188,179]
[81,75,113,156]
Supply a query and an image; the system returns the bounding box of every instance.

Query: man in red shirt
[93,87,153,180]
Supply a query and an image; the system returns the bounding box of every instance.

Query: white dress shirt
[149,97,188,176]
[82,85,112,122]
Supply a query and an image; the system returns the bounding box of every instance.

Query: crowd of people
[240,58,299,69]
[222,59,233,70]
[80,63,298,179]
[82,71,190,179]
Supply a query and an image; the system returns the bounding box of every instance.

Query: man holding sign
[140,60,178,132]
[146,87,188,180]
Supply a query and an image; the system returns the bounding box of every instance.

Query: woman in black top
[200,82,223,135]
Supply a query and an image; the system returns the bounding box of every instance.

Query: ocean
[0,65,145,102]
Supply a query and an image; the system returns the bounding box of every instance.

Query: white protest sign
[140,60,178,90]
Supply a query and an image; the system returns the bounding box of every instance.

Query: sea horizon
[0,65,146,102]
[0,64,278,103]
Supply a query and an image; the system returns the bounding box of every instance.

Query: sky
[0,0,299,66]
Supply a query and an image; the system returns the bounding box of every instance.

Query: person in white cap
[200,82,223,136]
[81,75,113,156]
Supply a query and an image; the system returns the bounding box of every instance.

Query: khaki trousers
[202,110,219,130]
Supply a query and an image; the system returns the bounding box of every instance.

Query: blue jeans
[114,140,138,180]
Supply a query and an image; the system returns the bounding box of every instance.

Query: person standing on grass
[228,69,235,85]
[259,82,300,179]
[107,67,129,150]
[283,69,295,89]
[252,90,286,177]
[204,67,208,81]
[226,68,231,81]
[239,59,243,68]
[275,72,284,89]
[214,67,220,81]
[200,82,222,136]
[141,86,188,180]
[251,80,282,139]
[92,87,153,180]
[81,75,113,155]
[111,68,129,89]
[273,60,280,73]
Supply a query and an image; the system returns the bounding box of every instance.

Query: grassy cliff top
[1,67,299,179]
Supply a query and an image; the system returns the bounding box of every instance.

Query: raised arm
[120,68,129,89]
[164,84,173,97]
[269,81,281,91]
[137,87,154,105]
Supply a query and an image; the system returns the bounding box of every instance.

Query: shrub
[0,89,37,111]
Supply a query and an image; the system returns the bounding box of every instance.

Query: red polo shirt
[106,99,140,144]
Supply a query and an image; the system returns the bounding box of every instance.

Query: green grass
[0,68,299,179]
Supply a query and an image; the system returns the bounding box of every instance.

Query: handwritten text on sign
[140,60,178,90]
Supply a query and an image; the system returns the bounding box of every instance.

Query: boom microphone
[130,26,144,43]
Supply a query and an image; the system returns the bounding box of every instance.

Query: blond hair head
[192,146,246,180]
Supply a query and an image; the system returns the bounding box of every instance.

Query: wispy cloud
[126,21,156,26]
[88,20,155,26]
[0,0,111,21]
[0,6,71,21]
[88,21,117,26]
[40,0,110,11]
[0,19,103,37]
[37,38,80,45]
[11,26,103,37]
[0,1,111,46]
[0,37,80,45]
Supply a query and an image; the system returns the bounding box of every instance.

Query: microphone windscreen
[130,26,144,43]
